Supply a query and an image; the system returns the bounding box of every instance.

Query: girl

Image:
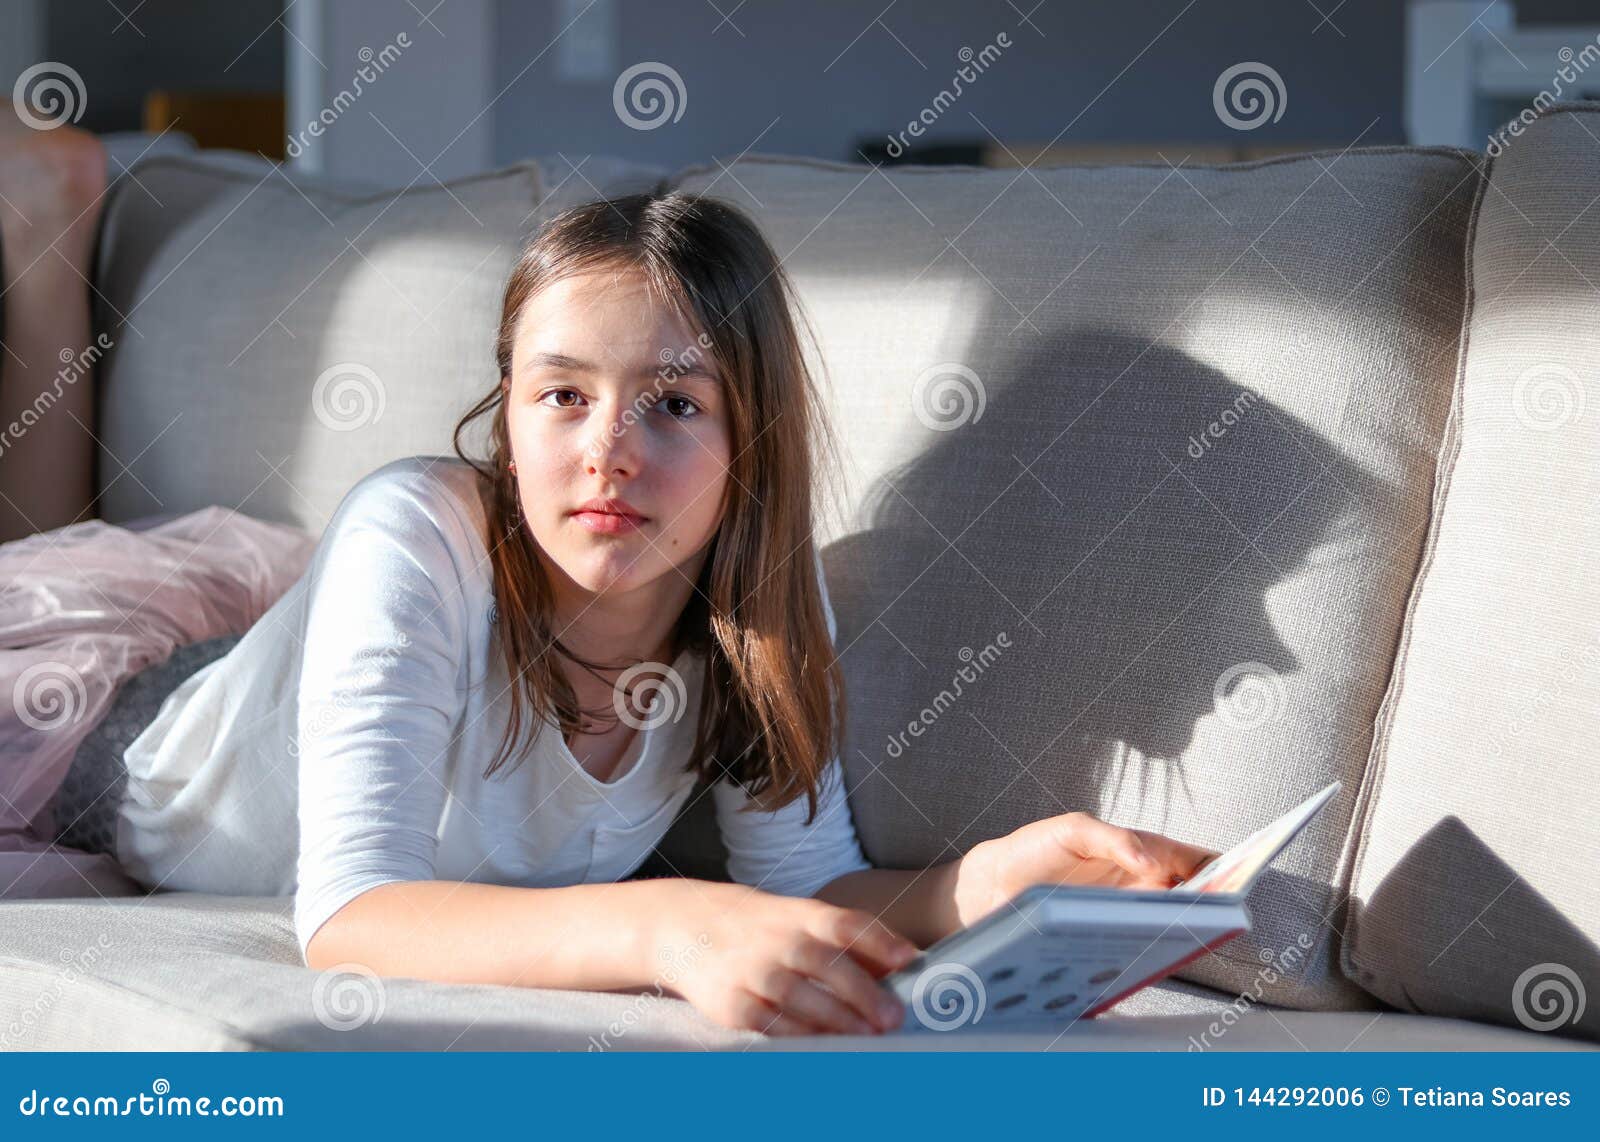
[3,128,1217,1037]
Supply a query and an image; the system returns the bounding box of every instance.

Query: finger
[790,937,903,1030]
[753,966,876,1035]
[1046,854,1143,888]
[811,905,919,977]
[1132,829,1221,879]
[1087,856,1173,890]
[1056,812,1156,875]
[731,991,819,1037]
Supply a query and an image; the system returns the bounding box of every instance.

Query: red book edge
[1082,926,1246,1018]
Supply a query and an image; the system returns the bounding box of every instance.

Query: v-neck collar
[551,644,699,790]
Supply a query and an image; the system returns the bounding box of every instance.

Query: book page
[1170,780,1341,897]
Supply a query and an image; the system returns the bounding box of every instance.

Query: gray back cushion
[672,149,1479,1008]
[1342,107,1600,1044]
[92,152,666,532]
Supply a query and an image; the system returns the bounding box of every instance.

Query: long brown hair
[450,191,846,823]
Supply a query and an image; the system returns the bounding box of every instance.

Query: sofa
[3,103,1597,1052]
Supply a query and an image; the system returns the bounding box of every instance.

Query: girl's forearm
[811,860,965,948]
[304,878,684,989]
[306,864,974,993]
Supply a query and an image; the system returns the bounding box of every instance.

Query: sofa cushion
[1342,105,1600,1045]
[50,633,244,858]
[0,893,748,1051]
[668,149,1480,1009]
[91,152,666,533]
[6,892,1577,1051]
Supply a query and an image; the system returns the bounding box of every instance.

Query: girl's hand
[649,880,919,1037]
[951,811,1220,927]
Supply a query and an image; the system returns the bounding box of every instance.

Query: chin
[557,548,657,595]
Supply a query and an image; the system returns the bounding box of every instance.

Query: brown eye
[539,389,581,409]
[658,394,700,420]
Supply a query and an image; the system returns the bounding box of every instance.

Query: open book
[880,781,1342,1031]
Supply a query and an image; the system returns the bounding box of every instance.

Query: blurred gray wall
[492,0,1600,166]
[15,0,1600,165]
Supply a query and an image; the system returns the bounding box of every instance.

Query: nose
[584,399,641,480]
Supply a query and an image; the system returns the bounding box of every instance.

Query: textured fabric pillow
[670,149,1480,1009]
[1342,106,1600,1044]
[51,634,244,858]
[91,152,666,533]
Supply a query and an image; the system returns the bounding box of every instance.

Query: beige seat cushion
[670,149,1480,1009]
[1343,105,1600,1045]
[0,891,1256,1050]
[6,892,1581,1051]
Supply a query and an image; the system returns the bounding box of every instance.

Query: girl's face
[502,266,732,603]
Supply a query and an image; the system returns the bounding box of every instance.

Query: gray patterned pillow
[50,634,243,856]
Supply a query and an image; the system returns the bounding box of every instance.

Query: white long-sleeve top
[116,455,872,957]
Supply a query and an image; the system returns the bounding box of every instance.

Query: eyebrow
[524,350,721,389]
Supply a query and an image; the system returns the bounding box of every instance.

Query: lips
[569,496,648,536]
[571,497,647,523]
[572,510,646,535]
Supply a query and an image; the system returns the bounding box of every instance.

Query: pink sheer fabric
[0,507,315,899]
